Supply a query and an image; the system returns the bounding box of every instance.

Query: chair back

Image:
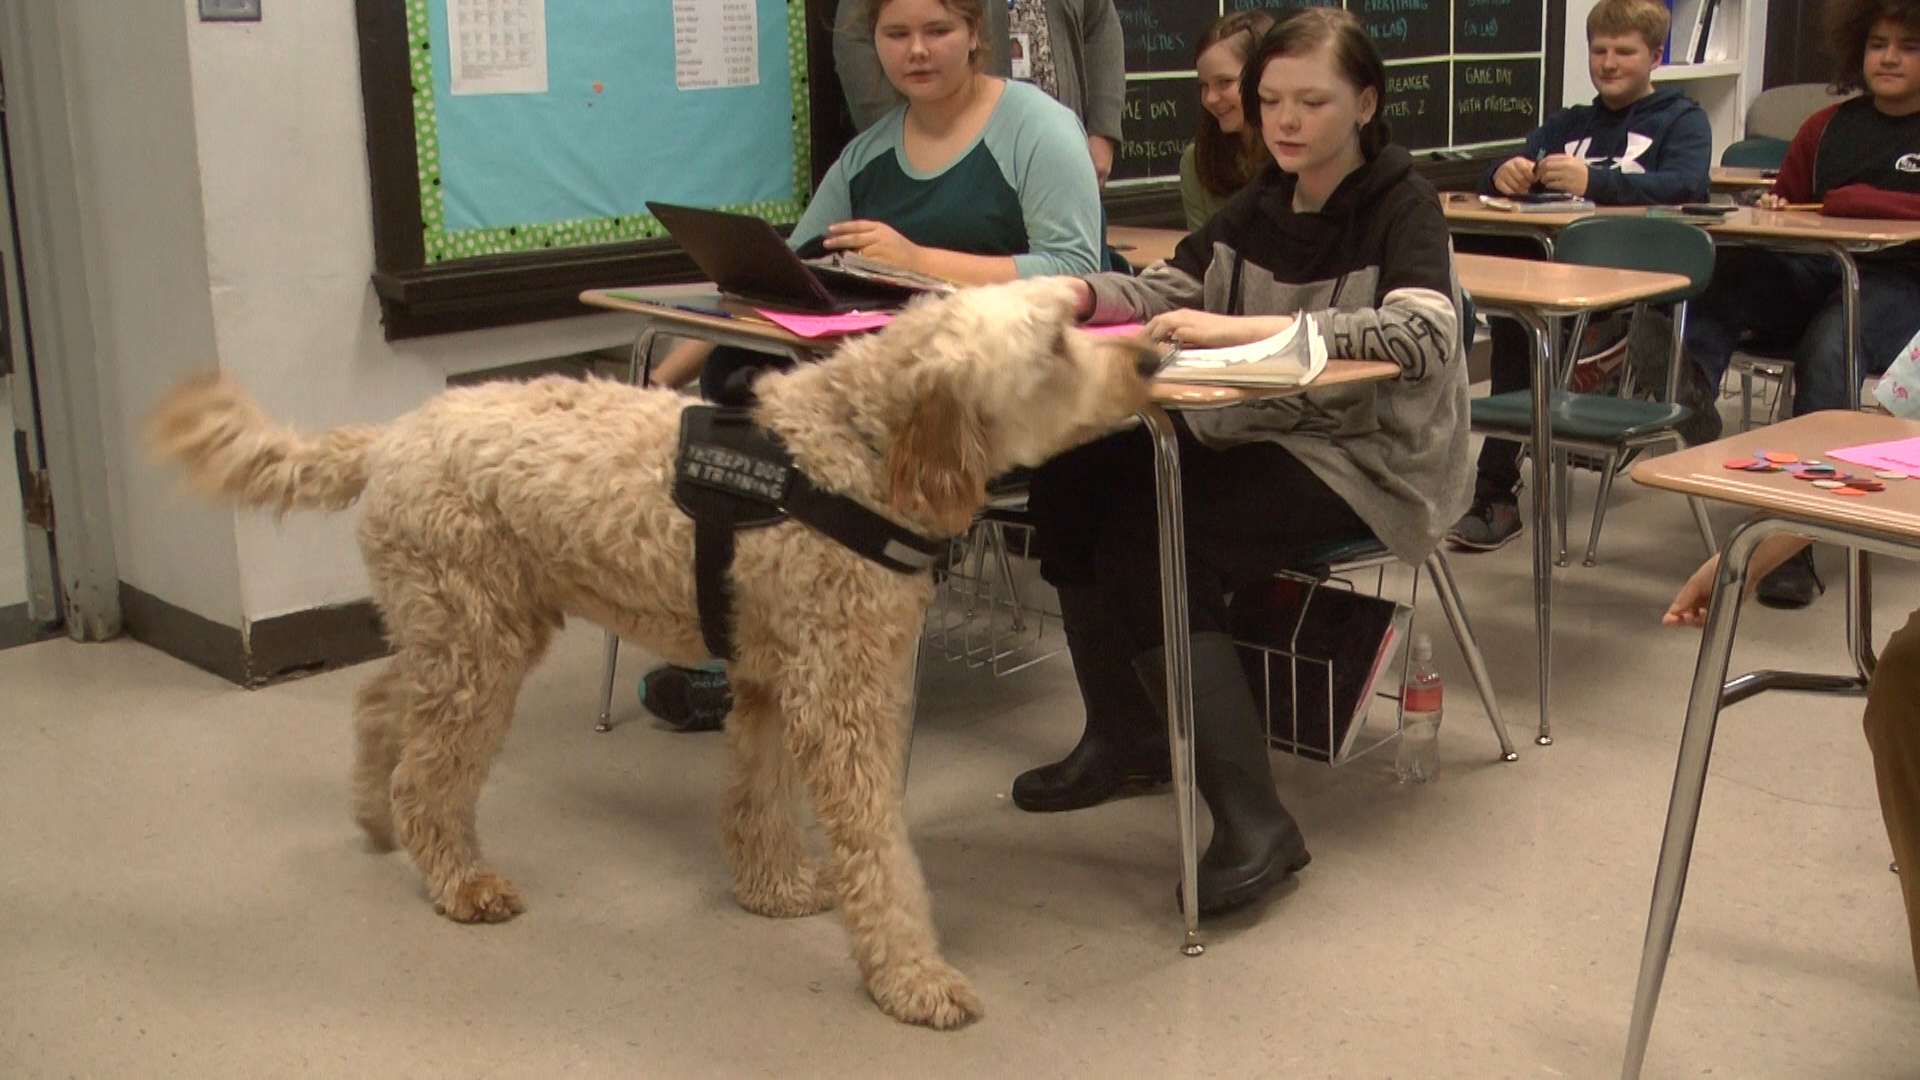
[1719,137,1790,170]
[1461,290,1477,350]
[1745,83,1853,141]
[1551,216,1716,302]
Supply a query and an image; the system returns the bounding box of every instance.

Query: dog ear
[887,379,989,535]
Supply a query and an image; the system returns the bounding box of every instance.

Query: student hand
[1087,136,1115,186]
[1536,154,1590,196]
[1663,555,1720,628]
[824,220,924,272]
[1493,156,1537,195]
[1143,310,1291,349]
[1064,277,1096,321]
[1755,192,1789,210]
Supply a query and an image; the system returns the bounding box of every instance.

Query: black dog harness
[672,406,948,660]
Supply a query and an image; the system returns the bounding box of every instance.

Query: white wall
[48,1,640,630]
[60,1,242,625]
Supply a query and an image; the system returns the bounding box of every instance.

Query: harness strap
[693,517,738,660]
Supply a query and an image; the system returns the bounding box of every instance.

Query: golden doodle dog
[147,278,1158,1030]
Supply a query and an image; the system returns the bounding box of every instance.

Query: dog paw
[435,872,527,924]
[867,959,983,1030]
[734,862,835,919]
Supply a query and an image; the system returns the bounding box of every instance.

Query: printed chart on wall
[1110,0,1546,184]
[407,0,811,262]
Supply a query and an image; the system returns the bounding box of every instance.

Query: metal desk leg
[1830,248,1883,683]
[1622,520,1777,1078]
[597,325,664,734]
[1524,313,1559,745]
[1141,405,1204,957]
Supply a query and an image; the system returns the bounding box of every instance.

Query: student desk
[1621,411,1920,1078]
[579,284,1398,956]
[1106,225,1182,270]
[1455,254,1694,745]
[1710,166,1774,194]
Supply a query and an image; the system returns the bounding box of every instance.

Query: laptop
[647,201,946,314]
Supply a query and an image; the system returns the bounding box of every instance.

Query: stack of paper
[1155,317,1328,387]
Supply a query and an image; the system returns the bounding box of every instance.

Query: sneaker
[1755,547,1824,610]
[1447,492,1523,552]
[640,662,733,732]
[1675,361,1725,447]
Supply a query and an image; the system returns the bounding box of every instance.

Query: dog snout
[1133,344,1165,379]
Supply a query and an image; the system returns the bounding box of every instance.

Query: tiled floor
[1,448,1915,1078]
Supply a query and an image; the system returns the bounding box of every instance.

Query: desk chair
[1712,144,1796,429]
[1469,216,1720,566]
[1718,137,1790,171]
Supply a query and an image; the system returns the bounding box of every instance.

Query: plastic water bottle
[1396,635,1443,783]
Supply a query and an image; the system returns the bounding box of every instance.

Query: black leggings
[1027,420,1369,656]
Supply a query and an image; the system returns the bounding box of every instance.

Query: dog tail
[146,373,378,515]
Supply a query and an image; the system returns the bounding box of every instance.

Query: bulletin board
[357,0,852,339]
[407,0,809,262]
[1108,0,1564,184]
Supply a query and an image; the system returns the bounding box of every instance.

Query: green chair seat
[1471,390,1692,443]
[1289,535,1390,574]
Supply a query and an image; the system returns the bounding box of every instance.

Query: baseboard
[0,603,62,651]
[119,583,389,687]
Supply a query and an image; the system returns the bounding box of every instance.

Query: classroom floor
[3,421,1917,1078]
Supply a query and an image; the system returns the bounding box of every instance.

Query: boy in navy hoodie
[1675,0,1920,609]
[1448,0,1712,552]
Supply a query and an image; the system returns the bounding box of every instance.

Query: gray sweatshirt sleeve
[832,0,902,131]
[1077,0,1126,143]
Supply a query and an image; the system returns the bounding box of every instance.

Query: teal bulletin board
[404,0,813,263]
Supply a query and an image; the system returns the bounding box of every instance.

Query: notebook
[1154,317,1328,387]
[647,201,950,314]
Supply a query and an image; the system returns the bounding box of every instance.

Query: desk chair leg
[1425,552,1518,762]
[1738,368,1757,432]
[1583,449,1621,567]
[1522,314,1558,747]
[1673,434,1720,559]
[595,631,621,733]
[1622,523,1766,1079]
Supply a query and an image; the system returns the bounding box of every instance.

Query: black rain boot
[1135,633,1311,916]
[1011,587,1171,812]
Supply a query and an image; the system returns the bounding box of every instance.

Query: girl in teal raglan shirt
[648,0,1102,394]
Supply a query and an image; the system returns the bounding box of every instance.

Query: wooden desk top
[1442,195,1604,229]
[1711,167,1774,191]
[1107,225,1183,270]
[581,284,1396,407]
[583,285,813,348]
[1456,253,1690,314]
[1699,207,1920,248]
[1630,412,1920,544]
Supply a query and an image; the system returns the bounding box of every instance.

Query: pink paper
[754,309,893,338]
[1827,436,1920,476]
[1085,322,1149,337]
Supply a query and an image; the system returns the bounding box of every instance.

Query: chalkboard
[1111,0,1555,186]
[1113,78,1202,182]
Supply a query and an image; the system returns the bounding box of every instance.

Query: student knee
[1865,616,1920,743]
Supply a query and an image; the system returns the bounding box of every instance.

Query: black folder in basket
[1230,577,1408,764]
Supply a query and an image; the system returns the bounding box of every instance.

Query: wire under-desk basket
[1231,569,1414,767]
[922,505,1063,676]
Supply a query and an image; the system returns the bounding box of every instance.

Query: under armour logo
[1564,132,1654,174]
[1897,153,1920,173]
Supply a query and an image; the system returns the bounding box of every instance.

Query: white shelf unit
[1650,0,1770,163]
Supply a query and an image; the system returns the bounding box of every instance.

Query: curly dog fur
[146,279,1156,1029]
